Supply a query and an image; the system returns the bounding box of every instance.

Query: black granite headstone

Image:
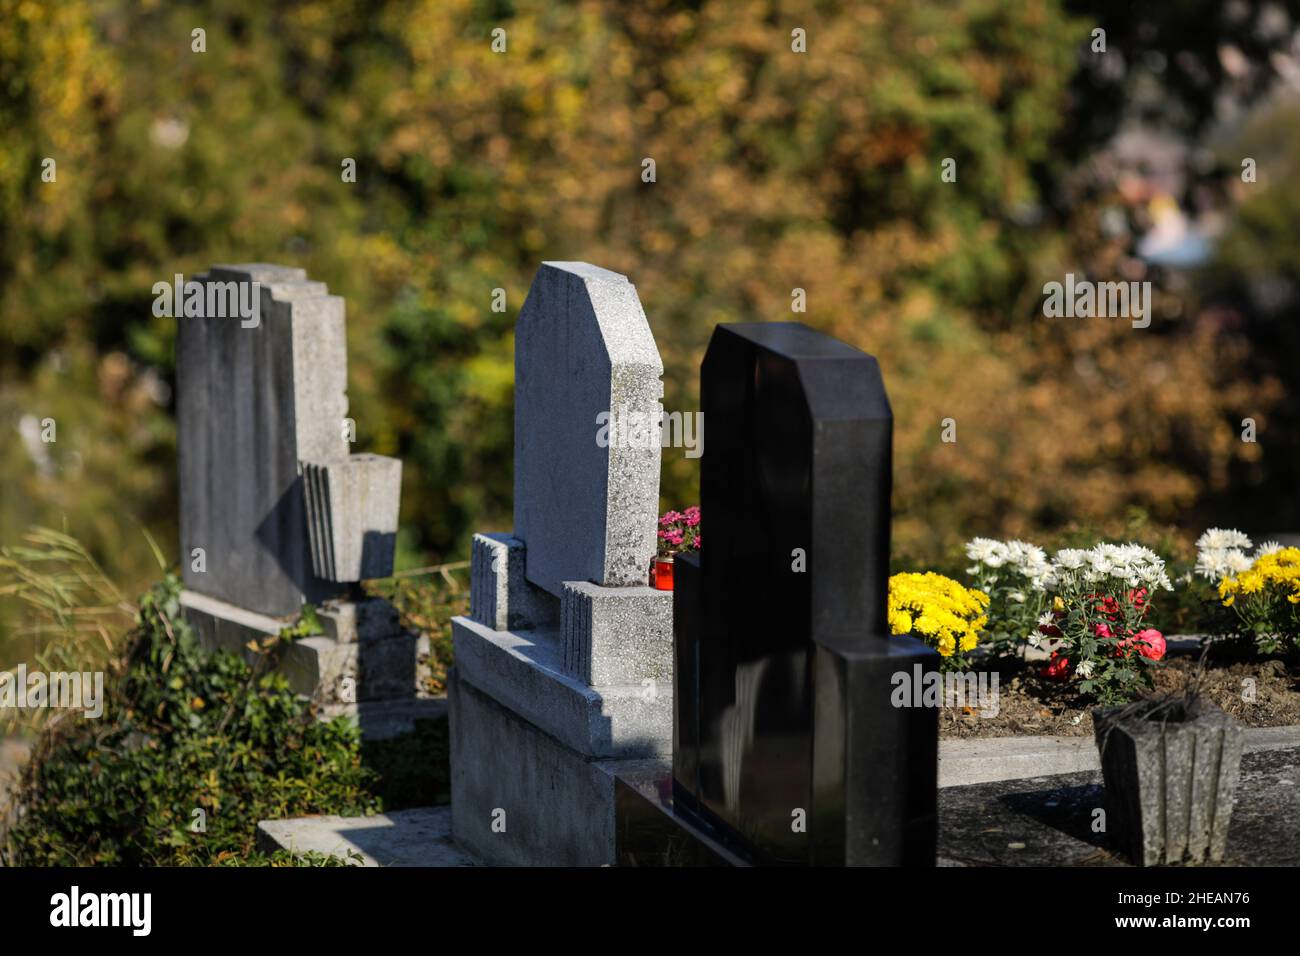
[672,322,939,865]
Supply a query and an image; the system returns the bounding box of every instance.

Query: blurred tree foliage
[2,0,1298,649]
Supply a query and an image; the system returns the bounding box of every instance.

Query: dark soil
[940,653,1300,739]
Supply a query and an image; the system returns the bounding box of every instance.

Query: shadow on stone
[254,477,336,606]
[997,781,1109,849]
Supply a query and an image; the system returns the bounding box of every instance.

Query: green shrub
[2,574,381,866]
[366,572,467,695]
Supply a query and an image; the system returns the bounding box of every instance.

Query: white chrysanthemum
[1087,549,1115,574]
[965,537,1008,567]
[1006,540,1048,572]
[1055,549,1087,570]
[1144,565,1174,591]
[1027,632,1042,649]
[1037,612,1054,627]
[1076,660,1095,679]
[1196,528,1252,552]
[1194,548,1232,581]
[1226,550,1254,574]
[1256,541,1283,557]
[1115,543,1160,566]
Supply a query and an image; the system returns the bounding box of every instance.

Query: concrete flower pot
[1092,699,1245,866]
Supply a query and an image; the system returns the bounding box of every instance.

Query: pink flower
[1132,629,1166,661]
[1094,623,1113,639]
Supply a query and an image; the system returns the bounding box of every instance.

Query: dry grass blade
[0,526,142,736]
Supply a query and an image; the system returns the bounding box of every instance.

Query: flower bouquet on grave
[1187,528,1263,649]
[963,537,1053,659]
[652,506,700,591]
[1195,529,1300,656]
[887,572,989,672]
[1033,543,1173,704]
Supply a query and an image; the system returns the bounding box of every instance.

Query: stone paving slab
[939,724,1300,787]
[938,746,1300,866]
[256,807,477,866]
[258,746,1299,867]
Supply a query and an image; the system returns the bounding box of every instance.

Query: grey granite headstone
[177,263,349,617]
[450,261,675,866]
[513,262,663,597]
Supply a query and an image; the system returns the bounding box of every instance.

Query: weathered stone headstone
[669,322,939,865]
[177,263,349,616]
[449,261,674,866]
[174,264,421,729]
[513,262,663,596]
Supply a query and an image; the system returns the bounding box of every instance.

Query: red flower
[1092,594,1120,619]
[1114,628,1165,661]
[1040,652,1072,680]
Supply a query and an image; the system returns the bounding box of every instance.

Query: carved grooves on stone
[1205,727,1223,847]
[299,455,401,582]
[1156,729,1168,860]
[1183,734,1197,860]
[561,584,594,684]
[302,463,337,581]
[470,535,501,631]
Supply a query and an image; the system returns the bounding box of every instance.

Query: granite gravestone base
[617,323,939,866]
[448,263,674,866]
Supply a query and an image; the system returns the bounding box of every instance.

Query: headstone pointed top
[539,261,628,283]
[705,322,891,422]
[713,321,872,361]
[524,262,662,372]
[513,260,664,596]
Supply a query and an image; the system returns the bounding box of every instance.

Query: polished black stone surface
[673,322,939,865]
[614,763,748,867]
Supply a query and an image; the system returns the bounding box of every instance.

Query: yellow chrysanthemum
[888,608,913,635]
[1221,548,1300,609]
[888,572,989,659]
